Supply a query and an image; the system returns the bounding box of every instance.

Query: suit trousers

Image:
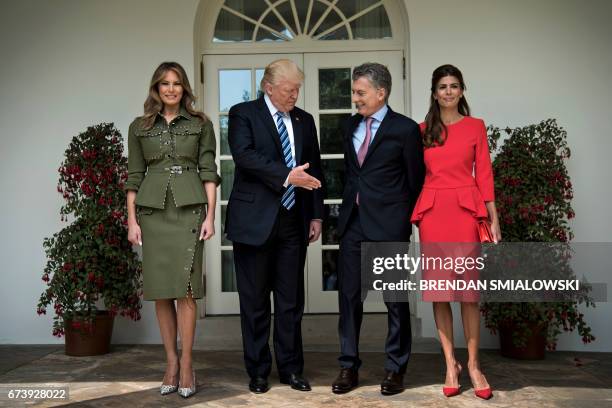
[337,207,412,374]
[233,207,306,379]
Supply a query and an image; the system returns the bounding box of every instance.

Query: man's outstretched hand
[288,163,322,190]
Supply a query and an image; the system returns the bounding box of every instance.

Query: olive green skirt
[138,189,205,300]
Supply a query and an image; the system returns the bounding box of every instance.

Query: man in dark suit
[332,63,425,395]
[226,59,324,394]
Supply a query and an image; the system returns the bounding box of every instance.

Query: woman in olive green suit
[125,62,220,398]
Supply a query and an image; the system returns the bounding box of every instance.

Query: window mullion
[313,19,346,41]
[303,0,315,35]
[308,0,339,37]
[265,0,297,38]
[343,1,386,26]
[222,5,260,27]
[289,0,302,35]
[257,22,292,41]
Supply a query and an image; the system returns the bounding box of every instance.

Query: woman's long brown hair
[423,64,470,147]
[141,61,207,129]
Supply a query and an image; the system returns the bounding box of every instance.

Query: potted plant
[37,123,142,356]
[480,119,595,359]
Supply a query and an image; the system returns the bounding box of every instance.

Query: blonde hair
[260,59,305,91]
[141,62,207,130]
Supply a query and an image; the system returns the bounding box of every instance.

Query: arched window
[214,0,392,42]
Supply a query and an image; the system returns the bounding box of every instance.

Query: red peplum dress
[411,116,495,302]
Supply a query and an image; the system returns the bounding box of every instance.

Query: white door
[202,51,409,315]
[303,50,405,313]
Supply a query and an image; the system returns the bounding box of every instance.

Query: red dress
[411,116,495,302]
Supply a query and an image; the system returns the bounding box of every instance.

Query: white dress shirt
[264,94,296,187]
[264,94,296,161]
[352,104,388,153]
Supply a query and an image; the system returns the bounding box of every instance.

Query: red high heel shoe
[474,387,493,400]
[442,362,462,397]
[469,368,493,400]
[443,386,461,397]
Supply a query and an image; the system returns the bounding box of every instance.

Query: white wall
[406,0,612,351]
[0,0,199,344]
[1,0,610,351]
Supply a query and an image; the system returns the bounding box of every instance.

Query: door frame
[302,50,405,313]
[200,51,415,316]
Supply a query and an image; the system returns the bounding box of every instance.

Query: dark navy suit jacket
[225,96,324,246]
[338,107,425,241]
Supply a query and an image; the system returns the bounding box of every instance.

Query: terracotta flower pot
[499,321,546,360]
[64,311,114,356]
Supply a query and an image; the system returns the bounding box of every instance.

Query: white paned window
[213,0,392,42]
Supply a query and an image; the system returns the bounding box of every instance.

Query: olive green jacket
[125,108,221,209]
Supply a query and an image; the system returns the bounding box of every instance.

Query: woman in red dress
[411,65,501,399]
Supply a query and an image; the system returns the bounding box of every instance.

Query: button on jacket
[125,108,221,208]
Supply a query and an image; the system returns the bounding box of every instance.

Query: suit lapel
[362,107,394,166]
[289,109,303,164]
[255,97,282,154]
[346,114,362,167]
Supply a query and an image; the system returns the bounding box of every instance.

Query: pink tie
[356,117,373,205]
[357,117,373,167]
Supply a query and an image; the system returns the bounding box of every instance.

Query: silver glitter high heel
[160,383,178,395]
[160,367,179,395]
[178,369,197,398]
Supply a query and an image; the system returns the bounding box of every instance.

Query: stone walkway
[0,345,610,407]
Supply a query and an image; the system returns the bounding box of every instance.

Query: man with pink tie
[332,63,425,395]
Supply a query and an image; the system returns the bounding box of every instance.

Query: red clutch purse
[478,220,494,243]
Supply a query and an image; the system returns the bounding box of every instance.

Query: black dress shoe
[331,368,359,394]
[249,376,269,394]
[380,371,404,395]
[280,373,311,391]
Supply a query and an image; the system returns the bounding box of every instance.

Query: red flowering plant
[37,123,142,337]
[481,119,595,350]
